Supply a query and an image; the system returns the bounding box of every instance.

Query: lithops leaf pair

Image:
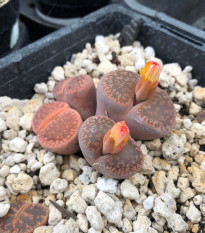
[96,61,176,140]
[32,74,96,155]
[0,201,48,233]
[78,116,144,179]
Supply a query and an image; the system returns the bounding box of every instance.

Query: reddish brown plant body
[0,201,48,233]
[32,101,82,155]
[53,74,96,120]
[96,70,176,140]
[78,115,144,179]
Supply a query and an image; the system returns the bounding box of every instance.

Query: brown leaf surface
[0,201,49,233]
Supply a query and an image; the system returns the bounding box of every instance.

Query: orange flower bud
[102,121,130,155]
[135,61,161,103]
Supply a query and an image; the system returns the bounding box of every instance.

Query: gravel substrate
[0,33,205,233]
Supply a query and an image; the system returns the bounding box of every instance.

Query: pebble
[0,118,6,132]
[77,214,88,232]
[97,177,118,194]
[33,226,54,233]
[162,133,186,160]
[19,113,33,131]
[9,164,21,174]
[86,206,104,230]
[120,180,139,200]
[34,82,48,94]
[143,196,154,210]
[50,178,68,194]
[12,173,33,194]
[48,200,63,226]
[183,118,192,129]
[186,201,201,223]
[51,66,65,81]
[9,137,28,153]
[39,163,60,186]
[66,190,87,214]
[153,193,176,219]
[0,202,10,217]
[82,184,97,203]
[0,186,8,201]
[94,191,123,228]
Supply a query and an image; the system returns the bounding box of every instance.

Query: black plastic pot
[0,4,204,99]
[0,0,20,56]
[36,0,111,18]
[124,0,205,31]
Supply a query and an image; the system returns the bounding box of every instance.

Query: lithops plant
[53,74,96,120]
[0,201,49,233]
[96,61,176,140]
[78,116,144,179]
[32,101,82,155]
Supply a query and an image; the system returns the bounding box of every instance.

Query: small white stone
[143,196,154,210]
[88,227,101,233]
[98,60,117,75]
[144,46,155,59]
[200,161,205,172]
[77,214,88,233]
[0,165,10,177]
[133,216,157,233]
[34,82,48,94]
[19,113,33,131]
[86,206,104,230]
[79,166,93,185]
[153,193,176,219]
[31,161,43,172]
[12,173,33,194]
[0,186,8,201]
[94,191,123,228]
[13,153,26,163]
[50,178,68,194]
[48,200,63,226]
[5,155,15,166]
[51,66,65,81]
[120,180,139,200]
[39,163,60,186]
[183,118,192,129]
[186,201,201,223]
[95,35,105,44]
[162,134,186,160]
[33,226,54,233]
[0,202,10,217]
[134,54,145,70]
[193,195,203,205]
[43,151,55,164]
[96,177,118,194]
[82,184,97,203]
[0,118,6,132]
[66,190,87,214]
[9,165,21,174]
[166,213,188,232]
[9,137,28,153]
[130,173,146,186]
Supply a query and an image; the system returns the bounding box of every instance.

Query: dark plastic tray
[124,0,205,31]
[0,4,205,99]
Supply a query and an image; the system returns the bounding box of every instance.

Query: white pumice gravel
[0,33,205,233]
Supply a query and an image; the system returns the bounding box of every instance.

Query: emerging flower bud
[102,121,130,155]
[135,61,161,103]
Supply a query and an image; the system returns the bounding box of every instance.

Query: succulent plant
[78,115,144,179]
[53,74,96,121]
[96,61,176,140]
[32,101,82,155]
[32,61,176,178]
[0,201,49,233]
